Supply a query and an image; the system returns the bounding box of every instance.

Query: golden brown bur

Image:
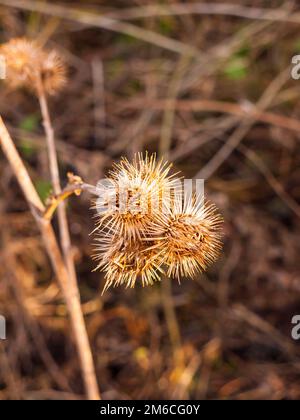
[93,154,223,292]
[0,37,67,95]
[153,200,223,279]
[94,235,164,293]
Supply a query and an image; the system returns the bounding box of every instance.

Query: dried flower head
[94,153,175,241]
[94,235,164,293]
[39,50,67,95]
[93,153,223,292]
[0,37,67,95]
[0,38,40,90]
[152,197,223,279]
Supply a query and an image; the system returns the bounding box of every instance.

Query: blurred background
[1,0,300,400]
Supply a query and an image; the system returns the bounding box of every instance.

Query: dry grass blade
[0,0,198,55]
[195,68,290,180]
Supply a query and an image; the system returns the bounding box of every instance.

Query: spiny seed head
[93,235,164,293]
[93,153,223,292]
[0,38,40,90]
[39,50,67,95]
[152,198,223,279]
[94,153,175,241]
[0,37,67,95]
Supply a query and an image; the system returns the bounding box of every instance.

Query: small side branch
[0,116,100,400]
[44,173,97,221]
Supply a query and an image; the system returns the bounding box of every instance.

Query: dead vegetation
[1,0,300,400]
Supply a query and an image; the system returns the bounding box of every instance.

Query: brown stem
[36,80,74,271]
[159,71,183,364]
[36,80,100,399]
[161,278,181,348]
[0,116,100,400]
[44,180,97,221]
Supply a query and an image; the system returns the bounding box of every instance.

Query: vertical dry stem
[158,52,186,360]
[161,277,182,355]
[0,116,100,400]
[36,80,77,282]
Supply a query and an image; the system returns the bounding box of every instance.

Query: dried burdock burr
[153,197,223,279]
[94,153,176,241]
[0,37,67,95]
[39,49,67,96]
[93,153,223,292]
[94,234,165,293]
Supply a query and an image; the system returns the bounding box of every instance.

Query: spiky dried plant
[0,39,100,399]
[152,197,223,279]
[0,37,66,95]
[94,154,176,241]
[94,154,223,292]
[94,235,165,293]
[39,49,67,96]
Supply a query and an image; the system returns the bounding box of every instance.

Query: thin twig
[92,57,106,145]
[0,0,198,56]
[0,344,22,399]
[195,68,290,180]
[121,98,300,135]
[159,54,191,158]
[239,144,300,220]
[44,177,97,221]
[158,55,187,363]
[1,244,72,393]
[107,2,297,23]
[36,80,100,398]
[36,79,74,270]
[0,116,100,400]
[161,277,182,362]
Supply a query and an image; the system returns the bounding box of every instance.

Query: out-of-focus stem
[158,53,188,362]
[161,277,182,351]
[44,178,97,221]
[36,83,100,400]
[37,80,74,273]
[0,111,100,400]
